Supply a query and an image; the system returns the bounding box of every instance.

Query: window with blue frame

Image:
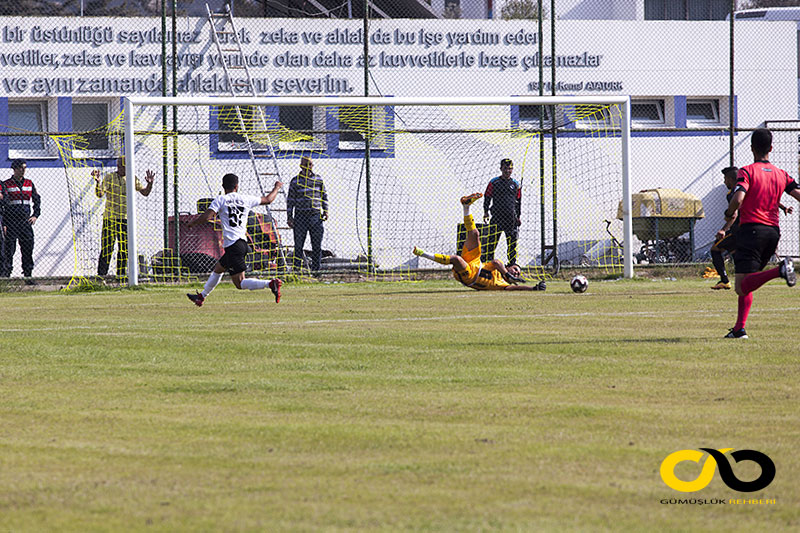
[336,105,389,151]
[72,100,114,153]
[631,99,666,126]
[686,98,721,125]
[213,105,326,154]
[278,105,326,151]
[518,104,553,129]
[8,101,48,154]
[211,103,394,157]
[645,0,729,21]
[571,104,619,130]
[217,105,271,152]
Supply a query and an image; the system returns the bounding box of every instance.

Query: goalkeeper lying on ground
[413,192,545,291]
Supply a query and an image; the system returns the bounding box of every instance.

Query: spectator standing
[287,156,328,272]
[1,159,40,283]
[0,175,5,274]
[92,157,154,278]
[483,158,522,266]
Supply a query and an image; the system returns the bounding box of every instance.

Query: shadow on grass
[333,289,469,296]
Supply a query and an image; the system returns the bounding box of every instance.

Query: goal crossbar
[122,95,633,285]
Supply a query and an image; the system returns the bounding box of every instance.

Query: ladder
[206,2,292,272]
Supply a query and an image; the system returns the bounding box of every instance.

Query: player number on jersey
[229,204,245,227]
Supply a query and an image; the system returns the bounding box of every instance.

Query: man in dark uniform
[483,158,522,267]
[710,167,740,290]
[0,171,5,274]
[287,156,328,273]
[720,128,800,339]
[1,159,40,283]
[712,165,792,290]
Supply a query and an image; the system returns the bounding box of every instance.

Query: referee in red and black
[720,128,800,339]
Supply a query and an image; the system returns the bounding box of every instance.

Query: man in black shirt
[483,158,522,266]
[1,159,40,282]
[710,166,739,290]
[0,178,5,274]
[287,157,328,272]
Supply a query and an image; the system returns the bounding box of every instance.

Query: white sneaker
[779,257,796,287]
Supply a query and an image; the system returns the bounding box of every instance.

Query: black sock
[711,250,728,283]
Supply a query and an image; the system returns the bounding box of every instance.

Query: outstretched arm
[30,183,41,222]
[188,208,216,228]
[717,190,743,241]
[321,180,329,221]
[483,187,492,221]
[486,258,523,284]
[724,189,745,219]
[788,189,800,204]
[92,169,105,198]
[260,181,283,205]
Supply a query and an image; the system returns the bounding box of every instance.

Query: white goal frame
[122,95,633,285]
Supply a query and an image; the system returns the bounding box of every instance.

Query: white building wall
[0,16,796,275]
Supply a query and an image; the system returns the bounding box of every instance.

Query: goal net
[60,96,632,286]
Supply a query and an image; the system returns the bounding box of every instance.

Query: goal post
[119,95,633,286]
[123,97,139,285]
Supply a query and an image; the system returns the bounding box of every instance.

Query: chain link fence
[1,0,798,284]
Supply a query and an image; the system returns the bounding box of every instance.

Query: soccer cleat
[724,328,748,339]
[779,257,796,287]
[413,247,424,257]
[187,291,205,307]
[270,278,282,303]
[711,281,731,290]
[533,280,546,291]
[460,192,483,206]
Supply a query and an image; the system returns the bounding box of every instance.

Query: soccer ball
[570,274,588,293]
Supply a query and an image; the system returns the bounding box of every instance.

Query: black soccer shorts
[714,229,737,254]
[219,239,250,275]
[733,223,780,274]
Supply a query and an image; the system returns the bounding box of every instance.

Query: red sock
[734,292,753,331]
[740,267,780,294]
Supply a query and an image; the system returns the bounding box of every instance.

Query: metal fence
[2,0,799,284]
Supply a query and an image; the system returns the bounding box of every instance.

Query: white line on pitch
[7,307,800,333]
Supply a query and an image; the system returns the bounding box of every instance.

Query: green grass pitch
[0,279,798,531]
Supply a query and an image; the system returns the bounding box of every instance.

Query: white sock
[201,272,223,297]
[419,250,436,261]
[463,204,470,216]
[240,278,269,290]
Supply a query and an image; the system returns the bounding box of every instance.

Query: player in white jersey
[186,173,283,306]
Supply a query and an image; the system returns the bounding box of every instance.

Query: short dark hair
[222,173,239,192]
[500,158,513,168]
[11,159,26,169]
[751,128,772,156]
[721,166,738,176]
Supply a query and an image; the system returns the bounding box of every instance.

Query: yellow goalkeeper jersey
[452,243,510,291]
[97,171,145,219]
